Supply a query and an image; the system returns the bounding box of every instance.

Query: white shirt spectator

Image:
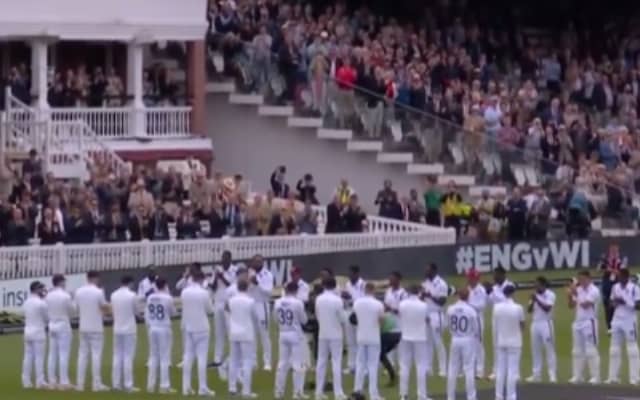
[446,300,478,339]
[422,275,448,312]
[493,299,525,348]
[145,291,175,329]
[75,283,108,333]
[531,289,556,322]
[181,284,214,333]
[574,284,600,322]
[274,295,307,335]
[353,295,384,345]
[44,287,74,333]
[111,286,138,335]
[249,267,274,303]
[398,295,428,342]
[227,292,256,342]
[315,290,346,340]
[23,295,48,340]
[610,282,640,323]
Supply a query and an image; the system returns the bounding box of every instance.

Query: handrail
[0,228,455,280]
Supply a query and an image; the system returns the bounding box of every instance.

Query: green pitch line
[0,267,632,399]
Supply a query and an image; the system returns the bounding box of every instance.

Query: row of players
[19,253,640,400]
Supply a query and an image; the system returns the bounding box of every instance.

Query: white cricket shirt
[398,295,428,342]
[212,264,238,308]
[181,284,214,333]
[145,291,175,330]
[422,275,448,313]
[75,283,108,333]
[274,295,307,336]
[111,286,138,335]
[45,287,75,333]
[315,290,345,340]
[492,298,524,348]
[281,279,310,303]
[489,279,515,304]
[345,278,366,302]
[353,295,384,345]
[23,295,48,340]
[137,277,156,298]
[384,286,407,333]
[573,283,600,322]
[531,289,556,322]
[468,284,488,315]
[249,268,274,303]
[227,292,256,342]
[446,300,478,339]
[611,282,640,323]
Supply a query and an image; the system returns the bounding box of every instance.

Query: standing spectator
[325,196,343,234]
[6,207,30,246]
[176,203,200,239]
[375,180,401,219]
[65,204,95,244]
[270,166,289,198]
[423,179,442,226]
[189,172,215,208]
[248,195,271,236]
[334,179,355,208]
[149,200,171,241]
[335,57,357,128]
[506,188,527,240]
[268,207,296,235]
[483,96,503,147]
[476,190,496,241]
[101,204,128,242]
[342,194,366,233]
[527,188,551,240]
[22,150,44,189]
[127,180,154,216]
[128,205,150,242]
[297,202,318,234]
[441,182,463,235]
[296,174,318,204]
[196,200,226,239]
[37,207,64,245]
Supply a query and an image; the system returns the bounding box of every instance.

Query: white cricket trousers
[213,307,228,364]
[47,330,72,386]
[22,337,46,388]
[77,332,105,390]
[474,315,485,377]
[315,338,345,398]
[112,333,137,390]
[253,301,272,368]
[530,320,556,380]
[275,333,306,397]
[447,337,476,400]
[608,318,639,383]
[229,340,256,396]
[345,319,357,370]
[428,311,447,375]
[182,331,210,394]
[399,340,429,399]
[495,346,521,400]
[572,318,600,382]
[147,328,173,391]
[354,343,381,400]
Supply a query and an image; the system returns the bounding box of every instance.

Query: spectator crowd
[208,0,640,229]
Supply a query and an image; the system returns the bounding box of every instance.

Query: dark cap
[503,284,516,296]
[30,281,44,292]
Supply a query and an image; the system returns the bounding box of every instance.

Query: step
[406,163,445,175]
[469,185,507,197]
[229,93,264,105]
[317,128,352,140]
[258,105,294,117]
[287,117,323,128]
[376,152,414,163]
[436,174,476,186]
[205,81,236,93]
[346,140,384,152]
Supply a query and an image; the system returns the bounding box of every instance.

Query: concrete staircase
[206,81,516,192]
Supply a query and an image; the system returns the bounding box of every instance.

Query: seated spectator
[65,204,95,244]
[149,199,171,241]
[100,204,128,242]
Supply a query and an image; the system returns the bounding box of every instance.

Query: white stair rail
[0,229,456,280]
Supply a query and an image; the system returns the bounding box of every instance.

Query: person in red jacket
[334,57,357,128]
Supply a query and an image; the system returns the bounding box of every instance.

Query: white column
[127,42,145,137]
[30,39,49,110]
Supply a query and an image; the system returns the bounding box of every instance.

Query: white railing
[46,106,192,138]
[310,206,433,233]
[0,229,455,280]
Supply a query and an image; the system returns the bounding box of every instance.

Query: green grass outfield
[0,268,633,399]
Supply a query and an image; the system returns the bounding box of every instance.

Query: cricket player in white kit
[180,270,215,396]
[568,270,601,384]
[398,284,431,400]
[492,284,523,400]
[22,281,48,389]
[466,269,488,378]
[606,268,640,384]
[110,275,140,392]
[315,277,347,400]
[352,282,385,400]
[274,281,308,399]
[176,263,206,369]
[526,276,557,383]
[248,254,274,371]
[422,263,449,377]
[210,250,237,378]
[344,265,366,374]
[446,287,478,400]
[137,268,157,368]
[488,267,514,380]
[45,274,75,389]
[75,270,110,392]
[383,271,407,380]
[227,279,257,398]
[145,277,176,393]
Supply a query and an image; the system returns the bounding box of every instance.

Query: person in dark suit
[342,194,366,233]
[6,207,31,246]
[148,200,171,241]
[128,205,150,242]
[325,196,343,233]
[100,204,128,242]
[195,201,226,238]
[37,207,65,245]
[65,205,95,244]
[176,203,201,239]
